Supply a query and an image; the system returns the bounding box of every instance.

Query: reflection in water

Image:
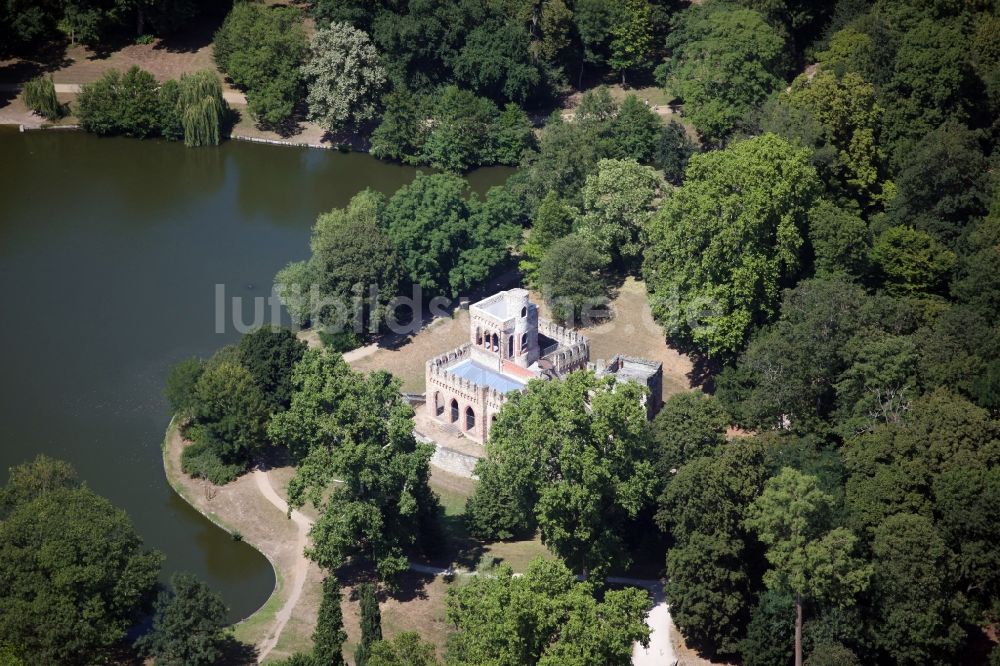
[0,129,512,621]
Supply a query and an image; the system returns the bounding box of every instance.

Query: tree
[763,70,883,208]
[370,88,428,164]
[869,513,966,665]
[136,573,229,666]
[608,0,652,84]
[452,19,543,104]
[538,233,610,326]
[269,349,439,582]
[807,200,869,279]
[518,114,600,208]
[275,259,318,326]
[237,326,306,413]
[303,22,386,132]
[658,4,789,144]
[177,70,226,147]
[656,440,768,656]
[870,226,956,294]
[283,190,404,335]
[887,121,990,246]
[0,455,79,516]
[355,582,382,666]
[644,134,821,358]
[0,463,162,664]
[368,632,440,666]
[383,173,513,297]
[715,278,869,431]
[419,86,502,172]
[22,74,60,120]
[880,17,972,165]
[844,389,1000,548]
[213,3,306,127]
[745,469,872,666]
[608,94,661,163]
[467,372,655,578]
[76,66,161,138]
[164,356,205,417]
[667,532,757,658]
[833,330,917,437]
[653,121,696,186]
[313,576,346,666]
[577,158,662,271]
[190,360,271,467]
[520,191,575,287]
[445,558,650,666]
[492,103,535,166]
[650,391,728,475]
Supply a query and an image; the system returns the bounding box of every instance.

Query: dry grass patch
[348,310,472,392]
[532,276,694,400]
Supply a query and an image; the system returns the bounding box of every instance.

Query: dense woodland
[2,0,1000,664]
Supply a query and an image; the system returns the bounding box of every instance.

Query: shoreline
[7,120,357,152]
[161,418,323,662]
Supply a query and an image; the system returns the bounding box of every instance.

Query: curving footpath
[251,471,311,662]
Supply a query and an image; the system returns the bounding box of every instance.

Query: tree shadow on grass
[217,635,258,665]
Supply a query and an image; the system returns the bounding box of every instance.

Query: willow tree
[23,74,60,120]
[178,70,226,147]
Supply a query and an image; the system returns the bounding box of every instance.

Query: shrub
[22,74,60,120]
[180,439,244,485]
[77,66,161,138]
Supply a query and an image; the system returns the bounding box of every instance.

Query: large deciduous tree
[656,440,768,657]
[268,349,439,582]
[275,190,403,334]
[577,158,663,271]
[302,22,386,132]
[658,4,789,144]
[745,469,872,666]
[445,558,650,666]
[0,458,163,664]
[213,3,306,127]
[467,372,655,578]
[136,573,230,666]
[382,174,516,297]
[763,70,883,208]
[643,133,821,359]
[237,326,307,412]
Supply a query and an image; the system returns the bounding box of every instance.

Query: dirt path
[252,470,311,662]
[162,423,324,664]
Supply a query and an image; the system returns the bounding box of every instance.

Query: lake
[0,128,512,620]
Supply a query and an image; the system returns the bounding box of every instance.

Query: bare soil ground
[162,420,323,662]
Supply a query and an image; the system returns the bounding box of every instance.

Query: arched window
[521,306,527,318]
[450,399,459,423]
[434,392,444,417]
[465,406,476,431]
[507,336,514,358]
[492,333,499,352]
[475,327,482,345]
[520,332,527,351]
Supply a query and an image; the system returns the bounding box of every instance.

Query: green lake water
[0,128,512,620]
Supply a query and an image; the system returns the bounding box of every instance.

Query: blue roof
[447,359,526,393]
